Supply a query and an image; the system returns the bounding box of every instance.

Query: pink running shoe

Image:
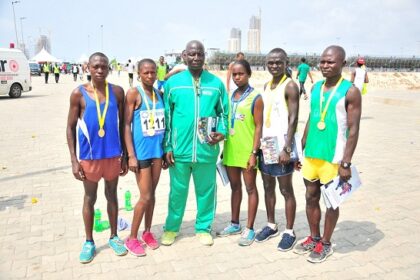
[142,231,159,250]
[125,238,146,257]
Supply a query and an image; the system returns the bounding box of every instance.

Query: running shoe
[142,231,159,250]
[125,238,146,257]
[293,236,318,255]
[255,226,279,242]
[196,232,214,246]
[238,228,256,246]
[277,231,297,251]
[161,231,177,246]
[108,236,128,256]
[79,241,96,264]
[307,242,333,263]
[216,223,242,237]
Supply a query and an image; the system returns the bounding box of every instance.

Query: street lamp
[100,25,103,51]
[20,17,26,47]
[11,1,20,47]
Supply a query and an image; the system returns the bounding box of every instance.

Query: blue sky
[1,0,419,62]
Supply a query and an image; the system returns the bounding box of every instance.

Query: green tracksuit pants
[164,162,217,233]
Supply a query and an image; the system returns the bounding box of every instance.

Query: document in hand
[260,133,302,164]
[321,165,361,210]
[216,160,230,187]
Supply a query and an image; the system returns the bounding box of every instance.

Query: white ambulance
[0,47,32,98]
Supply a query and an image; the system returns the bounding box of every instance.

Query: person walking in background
[43,62,50,84]
[123,59,167,256]
[72,64,79,82]
[351,57,369,95]
[296,57,314,100]
[53,63,60,83]
[217,59,263,246]
[161,40,228,247]
[66,52,128,263]
[255,48,300,252]
[127,59,135,87]
[156,56,168,91]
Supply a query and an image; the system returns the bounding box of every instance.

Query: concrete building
[228,28,241,53]
[247,14,261,53]
[35,35,51,55]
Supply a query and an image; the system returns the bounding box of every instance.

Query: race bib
[140,108,165,137]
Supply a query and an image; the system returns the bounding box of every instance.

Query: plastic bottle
[125,190,133,211]
[94,209,103,232]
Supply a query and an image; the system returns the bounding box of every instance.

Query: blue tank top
[132,86,165,160]
[77,83,122,160]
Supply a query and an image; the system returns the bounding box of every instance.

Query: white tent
[30,48,61,63]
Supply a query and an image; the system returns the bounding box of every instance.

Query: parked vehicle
[29,62,41,76]
[0,47,32,98]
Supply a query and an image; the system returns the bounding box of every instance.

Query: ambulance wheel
[9,83,22,98]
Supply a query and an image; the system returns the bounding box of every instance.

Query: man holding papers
[296,46,362,263]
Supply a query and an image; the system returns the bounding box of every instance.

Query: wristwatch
[283,146,292,154]
[341,161,351,169]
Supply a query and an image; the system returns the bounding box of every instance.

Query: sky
[1,0,419,62]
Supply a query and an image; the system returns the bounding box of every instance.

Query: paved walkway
[0,73,419,279]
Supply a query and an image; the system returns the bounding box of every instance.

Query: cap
[357,57,365,65]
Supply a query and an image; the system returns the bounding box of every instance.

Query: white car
[0,47,32,98]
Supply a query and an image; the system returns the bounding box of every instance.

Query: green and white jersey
[305,79,353,163]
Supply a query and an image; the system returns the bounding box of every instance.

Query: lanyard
[319,76,344,123]
[139,84,156,126]
[92,81,109,136]
[265,74,287,128]
[230,85,254,129]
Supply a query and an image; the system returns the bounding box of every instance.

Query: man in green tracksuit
[161,40,229,246]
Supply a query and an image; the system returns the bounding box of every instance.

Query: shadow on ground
[0,194,28,211]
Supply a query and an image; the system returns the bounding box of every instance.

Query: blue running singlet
[77,83,122,160]
[132,86,165,160]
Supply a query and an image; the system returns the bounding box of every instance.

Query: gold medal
[317,121,326,130]
[147,129,155,136]
[98,128,105,137]
[229,128,235,135]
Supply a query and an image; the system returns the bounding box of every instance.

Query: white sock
[284,228,295,236]
[267,222,277,230]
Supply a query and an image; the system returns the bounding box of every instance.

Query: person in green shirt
[296,57,314,100]
[217,59,263,246]
[157,56,168,91]
[161,40,229,247]
[295,46,361,263]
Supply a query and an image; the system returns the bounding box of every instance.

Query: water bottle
[125,190,133,211]
[94,209,102,232]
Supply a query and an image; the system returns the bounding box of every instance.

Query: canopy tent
[30,48,61,63]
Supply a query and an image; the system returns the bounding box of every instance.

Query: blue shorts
[157,80,165,91]
[258,154,294,177]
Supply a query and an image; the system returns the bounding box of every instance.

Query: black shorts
[137,158,161,169]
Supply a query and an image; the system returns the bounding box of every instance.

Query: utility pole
[100,25,104,51]
[12,1,20,47]
[20,17,26,46]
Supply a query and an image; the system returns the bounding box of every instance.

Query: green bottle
[125,190,133,211]
[94,209,103,232]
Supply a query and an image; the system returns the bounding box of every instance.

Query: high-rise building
[35,35,51,54]
[228,28,241,53]
[247,12,261,53]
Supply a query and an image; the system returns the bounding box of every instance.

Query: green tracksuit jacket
[163,70,229,163]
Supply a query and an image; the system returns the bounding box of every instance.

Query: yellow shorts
[302,157,339,185]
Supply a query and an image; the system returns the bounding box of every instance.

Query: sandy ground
[0,71,419,279]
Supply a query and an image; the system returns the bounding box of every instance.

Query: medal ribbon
[92,81,109,134]
[230,85,254,129]
[265,74,287,127]
[139,84,156,128]
[319,76,344,123]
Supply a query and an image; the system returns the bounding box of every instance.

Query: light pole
[11,1,20,47]
[20,17,26,47]
[100,25,103,51]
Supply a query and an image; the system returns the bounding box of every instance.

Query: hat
[357,57,365,65]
